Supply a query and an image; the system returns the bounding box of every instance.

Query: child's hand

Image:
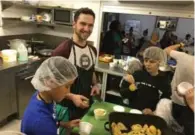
[185,88,194,111]
[68,119,81,128]
[124,74,135,84]
[129,84,137,91]
[142,108,154,115]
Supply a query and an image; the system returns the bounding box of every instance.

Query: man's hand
[185,88,194,112]
[90,85,100,96]
[142,108,154,115]
[71,94,89,109]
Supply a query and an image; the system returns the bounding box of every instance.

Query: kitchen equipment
[37,49,53,57]
[8,39,28,50]
[1,49,17,62]
[177,82,193,95]
[16,60,43,119]
[79,122,93,135]
[53,8,75,25]
[104,112,177,135]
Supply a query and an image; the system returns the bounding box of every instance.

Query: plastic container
[94,108,107,120]
[79,122,93,135]
[177,82,193,95]
[1,49,17,63]
[17,45,28,62]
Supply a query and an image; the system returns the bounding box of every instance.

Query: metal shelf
[106,90,121,97]
[2,17,72,28]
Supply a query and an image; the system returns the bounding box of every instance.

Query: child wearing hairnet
[21,57,87,135]
[120,47,171,111]
[144,44,194,135]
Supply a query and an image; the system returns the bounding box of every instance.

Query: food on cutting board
[111,122,161,135]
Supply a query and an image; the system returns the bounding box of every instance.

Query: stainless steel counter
[0,58,44,71]
[95,62,126,101]
[95,62,125,77]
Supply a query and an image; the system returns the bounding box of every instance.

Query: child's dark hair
[74,8,95,22]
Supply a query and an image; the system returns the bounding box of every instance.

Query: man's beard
[75,30,90,41]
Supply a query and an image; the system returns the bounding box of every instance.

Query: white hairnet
[31,56,78,91]
[126,58,143,74]
[143,47,167,66]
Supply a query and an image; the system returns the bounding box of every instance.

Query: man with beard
[52,8,100,122]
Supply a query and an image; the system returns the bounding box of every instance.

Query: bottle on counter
[17,44,28,62]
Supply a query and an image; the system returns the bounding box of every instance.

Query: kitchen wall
[119,14,194,40]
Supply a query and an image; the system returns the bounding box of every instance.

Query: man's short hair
[74,8,95,22]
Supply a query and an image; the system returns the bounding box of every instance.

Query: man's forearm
[92,72,98,85]
[164,43,184,56]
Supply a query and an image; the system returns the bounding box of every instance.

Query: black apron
[62,42,95,120]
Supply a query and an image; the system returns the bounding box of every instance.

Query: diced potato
[149,125,157,135]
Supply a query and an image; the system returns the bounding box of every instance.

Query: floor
[0,120,21,132]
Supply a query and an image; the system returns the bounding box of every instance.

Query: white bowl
[129,109,142,114]
[79,122,93,135]
[113,105,125,112]
[94,108,107,120]
[177,82,193,95]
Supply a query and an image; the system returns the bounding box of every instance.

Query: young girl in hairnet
[21,56,87,135]
[120,47,171,111]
